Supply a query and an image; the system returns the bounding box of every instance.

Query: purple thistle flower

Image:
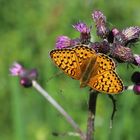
[10,62,38,88]
[133,54,140,66]
[110,44,134,62]
[92,10,109,39]
[89,42,101,52]
[73,22,90,34]
[112,26,140,46]
[126,84,140,95]
[92,10,106,23]
[131,71,140,84]
[113,31,126,46]
[129,71,140,94]
[133,84,140,95]
[111,28,120,36]
[56,36,71,49]
[73,22,91,43]
[10,62,25,76]
[70,38,81,46]
[122,26,140,45]
[20,77,33,88]
[90,40,110,54]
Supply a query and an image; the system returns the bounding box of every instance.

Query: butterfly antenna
[46,71,63,83]
[108,94,117,129]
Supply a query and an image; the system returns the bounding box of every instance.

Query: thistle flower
[9,62,25,76]
[73,22,91,43]
[133,54,140,66]
[127,84,140,95]
[129,72,140,95]
[112,29,126,45]
[131,71,140,84]
[73,22,90,33]
[10,62,38,88]
[90,40,110,54]
[92,10,109,39]
[110,44,134,62]
[56,36,71,49]
[122,26,140,45]
[112,27,140,46]
[133,84,140,95]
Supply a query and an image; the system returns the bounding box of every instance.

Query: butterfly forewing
[50,48,81,80]
[88,70,123,94]
[72,45,96,71]
[72,45,96,64]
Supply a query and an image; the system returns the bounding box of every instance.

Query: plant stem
[86,91,98,140]
[32,80,86,140]
[108,95,117,129]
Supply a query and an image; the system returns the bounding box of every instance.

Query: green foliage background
[1,0,140,140]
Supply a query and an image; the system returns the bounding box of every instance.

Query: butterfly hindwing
[88,70,123,94]
[50,48,81,80]
[94,53,116,75]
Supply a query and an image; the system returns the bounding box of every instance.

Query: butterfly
[50,44,123,94]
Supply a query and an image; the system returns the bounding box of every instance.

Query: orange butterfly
[50,44,123,94]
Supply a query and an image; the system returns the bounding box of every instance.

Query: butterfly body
[80,55,97,88]
[50,44,123,94]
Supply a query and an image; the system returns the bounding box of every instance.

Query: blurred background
[1,0,140,140]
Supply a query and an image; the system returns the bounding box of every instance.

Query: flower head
[10,62,38,88]
[112,26,140,46]
[129,72,140,95]
[10,62,24,76]
[92,10,109,39]
[73,22,90,34]
[122,26,140,45]
[133,54,140,66]
[110,44,134,62]
[56,36,71,49]
[112,29,126,45]
[90,40,110,54]
[20,77,33,88]
[111,28,120,36]
[131,71,140,84]
[73,22,91,43]
[133,84,140,95]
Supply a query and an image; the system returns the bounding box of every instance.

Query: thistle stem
[32,80,86,140]
[108,95,117,129]
[86,91,98,140]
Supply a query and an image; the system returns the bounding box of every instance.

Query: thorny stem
[32,80,86,140]
[86,91,98,140]
[108,95,117,129]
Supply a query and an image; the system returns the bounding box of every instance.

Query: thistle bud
[73,22,91,44]
[92,10,109,39]
[111,44,134,62]
[56,36,71,49]
[10,62,38,88]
